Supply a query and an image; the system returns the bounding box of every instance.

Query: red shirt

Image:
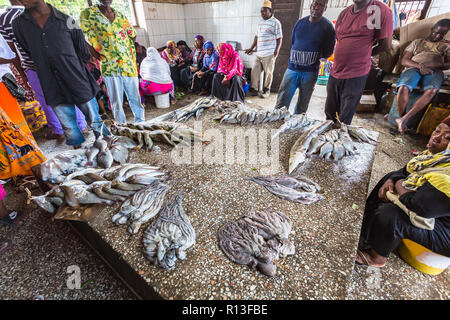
[331,0,393,79]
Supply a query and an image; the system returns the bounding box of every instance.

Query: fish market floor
[0,86,448,300]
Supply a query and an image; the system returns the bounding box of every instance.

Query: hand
[419,64,433,75]
[196,71,204,78]
[221,78,230,87]
[245,48,254,55]
[394,179,411,197]
[378,179,395,202]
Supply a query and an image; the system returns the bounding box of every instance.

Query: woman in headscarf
[161,41,185,85]
[356,122,450,267]
[191,41,219,95]
[180,35,205,93]
[177,40,193,64]
[211,43,245,102]
[139,47,175,105]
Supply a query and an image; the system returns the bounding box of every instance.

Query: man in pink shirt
[325,0,393,124]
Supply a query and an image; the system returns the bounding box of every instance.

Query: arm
[322,25,336,59]
[401,50,434,75]
[399,181,450,219]
[6,41,28,82]
[274,38,282,58]
[71,27,92,65]
[245,36,258,55]
[372,36,392,56]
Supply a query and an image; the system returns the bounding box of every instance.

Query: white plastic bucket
[154,93,170,109]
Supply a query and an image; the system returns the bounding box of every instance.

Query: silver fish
[319,141,334,159]
[306,135,326,156]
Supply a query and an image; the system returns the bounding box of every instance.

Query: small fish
[97,149,114,169]
[319,141,334,159]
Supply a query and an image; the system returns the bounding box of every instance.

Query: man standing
[80,0,145,124]
[245,0,282,99]
[0,0,88,140]
[274,0,335,114]
[13,0,109,148]
[395,19,450,134]
[324,0,393,125]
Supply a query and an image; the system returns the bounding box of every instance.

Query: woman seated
[177,40,193,65]
[161,41,185,85]
[356,121,450,267]
[211,43,245,103]
[192,41,219,96]
[139,47,175,105]
[180,35,205,92]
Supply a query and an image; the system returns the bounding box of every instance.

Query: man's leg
[52,105,86,146]
[103,76,126,123]
[324,75,341,123]
[123,76,145,123]
[295,71,318,114]
[275,69,300,110]
[77,97,111,137]
[396,86,410,117]
[395,68,421,118]
[260,55,276,97]
[338,74,368,125]
[250,56,263,93]
[396,70,443,133]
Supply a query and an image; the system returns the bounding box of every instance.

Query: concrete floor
[0,85,448,300]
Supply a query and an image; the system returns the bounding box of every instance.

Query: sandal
[0,239,12,255]
[0,211,24,227]
[355,249,386,268]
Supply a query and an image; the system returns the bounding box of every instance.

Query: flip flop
[355,249,386,268]
[0,211,24,227]
[0,239,12,255]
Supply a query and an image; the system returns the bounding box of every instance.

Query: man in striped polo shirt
[245,0,282,98]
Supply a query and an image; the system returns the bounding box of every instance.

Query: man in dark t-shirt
[274,0,335,114]
[324,0,393,125]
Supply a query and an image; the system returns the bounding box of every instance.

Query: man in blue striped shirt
[274,0,335,114]
[245,0,283,99]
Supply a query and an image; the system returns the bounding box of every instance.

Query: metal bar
[420,0,432,19]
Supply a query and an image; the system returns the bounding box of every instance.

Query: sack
[386,191,435,230]
[1,73,26,101]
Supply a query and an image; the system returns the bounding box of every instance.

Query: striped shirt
[256,16,282,58]
[0,6,35,71]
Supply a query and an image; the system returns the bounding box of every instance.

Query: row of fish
[306,127,357,161]
[112,180,172,234]
[143,193,196,270]
[271,113,314,141]
[218,210,294,277]
[151,97,218,123]
[214,106,291,126]
[246,174,323,205]
[110,121,205,151]
[31,164,166,214]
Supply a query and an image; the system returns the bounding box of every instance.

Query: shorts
[396,68,444,92]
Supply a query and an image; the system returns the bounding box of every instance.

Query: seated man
[356,120,450,267]
[395,19,450,134]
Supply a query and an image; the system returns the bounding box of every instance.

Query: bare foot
[396,117,407,134]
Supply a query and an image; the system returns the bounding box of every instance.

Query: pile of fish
[36,149,90,184]
[112,181,171,234]
[347,125,378,144]
[85,135,137,169]
[151,97,217,123]
[272,113,315,140]
[31,164,167,214]
[306,128,356,161]
[246,175,323,205]
[214,100,247,114]
[214,105,291,126]
[289,120,334,174]
[143,193,196,270]
[218,210,295,277]
[110,121,205,151]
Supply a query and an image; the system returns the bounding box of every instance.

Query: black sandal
[0,211,24,227]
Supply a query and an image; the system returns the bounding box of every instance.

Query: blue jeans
[275,68,318,114]
[396,68,444,92]
[53,97,110,146]
[103,76,145,124]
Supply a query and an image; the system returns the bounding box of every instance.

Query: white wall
[428,0,450,18]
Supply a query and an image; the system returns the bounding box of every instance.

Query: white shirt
[0,33,15,78]
[256,16,283,58]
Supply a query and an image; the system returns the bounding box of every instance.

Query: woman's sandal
[355,249,386,268]
[0,211,24,227]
